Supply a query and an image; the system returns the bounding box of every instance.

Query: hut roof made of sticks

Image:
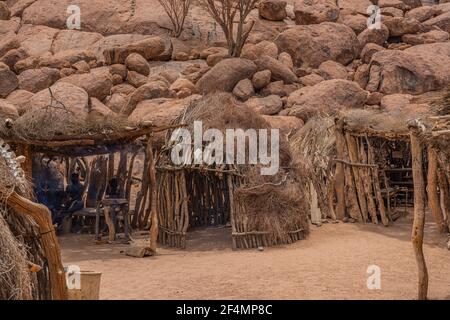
[0,87,169,157]
[159,93,309,240]
[338,90,448,140]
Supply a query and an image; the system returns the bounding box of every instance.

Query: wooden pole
[334,120,346,220]
[147,136,159,253]
[410,128,428,300]
[7,192,68,300]
[427,147,448,233]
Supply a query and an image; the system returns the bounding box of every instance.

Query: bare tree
[203,0,259,57]
[158,0,192,37]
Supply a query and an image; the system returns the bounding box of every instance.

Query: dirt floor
[60,212,450,300]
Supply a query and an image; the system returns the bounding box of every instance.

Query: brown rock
[0,62,18,98]
[0,99,19,120]
[111,83,136,96]
[6,89,33,115]
[206,52,229,67]
[252,70,272,90]
[18,67,60,93]
[232,79,255,101]
[383,16,422,36]
[258,0,287,21]
[0,2,11,20]
[294,0,340,25]
[28,82,89,115]
[103,37,165,65]
[261,80,297,97]
[57,67,113,100]
[402,29,450,45]
[16,25,58,57]
[380,7,404,18]
[275,22,359,68]
[105,93,127,113]
[127,70,148,88]
[121,80,172,116]
[196,58,257,94]
[0,17,21,35]
[262,115,304,133]
[287,79,368,121]
[170,78,196,98]
[51,30,103,54]
[340,13,368,34]
[278,52,294,71]
[360,43,385,63]
[424,11,450,34]
[109,64,128,80]
[125,53,150,76]
[72,60,91,74]
[316,60,348,80]
[300,73,324,86]
[246,95,283,115]
[357,24,390,48]
[405,6,438,23]
[256,55,297,84]
[241,41,278,60]
[0,32,19,58]
[354,63,370,88]
[366,42,450,94]
[0,47,27,69]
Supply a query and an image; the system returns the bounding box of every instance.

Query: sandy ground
[60,212,450,300]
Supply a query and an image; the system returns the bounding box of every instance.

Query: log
[345,133,368,222]
[427,148,447,233]
[334,121,346,220]
[359,141,378,224]
[438,169,450,230]
[410,129,428,300]
[366,136,389,226]
[147,136,159,253]
[7,192,68,300]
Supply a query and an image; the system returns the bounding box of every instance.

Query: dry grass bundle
[0,91,135,142]
[0,207,34,300]
[169,92,292,166]
[235,172,309,242]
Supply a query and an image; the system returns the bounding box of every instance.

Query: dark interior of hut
[185,171,230,228]
[366,138,419,218]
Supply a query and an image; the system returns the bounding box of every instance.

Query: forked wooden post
[410,125,428,300]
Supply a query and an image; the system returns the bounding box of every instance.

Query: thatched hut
[291,90,447,227]
[0,88,179,299]
[156,93,309,249]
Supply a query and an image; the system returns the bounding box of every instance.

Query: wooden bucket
[66,270,102,300]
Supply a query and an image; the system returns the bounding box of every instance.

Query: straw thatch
[290,116,336,219]
[0,141,43,300]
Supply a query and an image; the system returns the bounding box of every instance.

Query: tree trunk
[410,130,428,300]
[147,137,159,253]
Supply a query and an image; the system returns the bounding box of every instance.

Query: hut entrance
[157,169,233,249]
[371,139,415,212]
